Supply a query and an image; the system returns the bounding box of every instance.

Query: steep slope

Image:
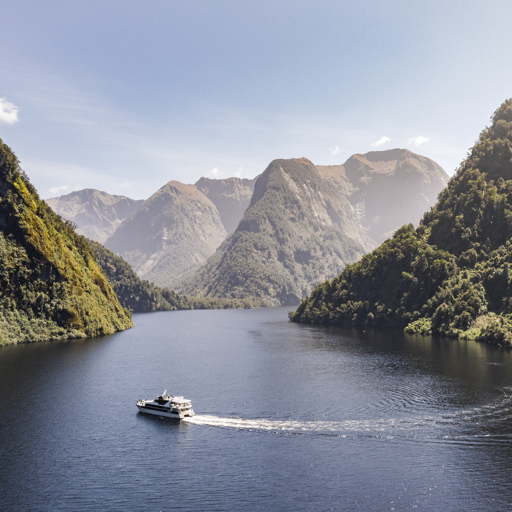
[90,240,270,310]
[291,99,512,346]
[47,189,144,244]
[105,181,227,288]
[317,149,448,243]
[181,158,374,305]
[195,176,258,233]
[0,139,133,345]
[89,240,193,312]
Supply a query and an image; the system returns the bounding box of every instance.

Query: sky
[1,0,512,200]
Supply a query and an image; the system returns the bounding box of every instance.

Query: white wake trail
[184,414,433,435]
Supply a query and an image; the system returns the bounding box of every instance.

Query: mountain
[0,139,133,346]
[290,99,512,346]
[104,181,227,288]
[89,240,271,311]
[316,148,448,243]
[195,176,258,233]
[180,158,374,305]
[89,240,193,312]
[46,189,144,244]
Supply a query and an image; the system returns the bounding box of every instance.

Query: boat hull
[136,405,194,420]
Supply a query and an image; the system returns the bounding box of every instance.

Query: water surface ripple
[2,307,512,511]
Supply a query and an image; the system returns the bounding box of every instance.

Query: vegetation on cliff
[0,139,133,345]
[90,240,270,312]
[290,99,512,346]
[181,158,371,305]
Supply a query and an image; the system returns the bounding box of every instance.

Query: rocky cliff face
[180,158,373,305]
[46,189,144,244]
[0,139,133,345]
[317,149,448,243]
[104,181,227,288]
[195,176,258,233]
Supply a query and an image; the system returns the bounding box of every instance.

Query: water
[2,307,512,511]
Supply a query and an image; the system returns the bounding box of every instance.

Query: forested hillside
[0,139,133,345]
[181,158,372,305]
[290,99,512,346]
[90,240,270,312]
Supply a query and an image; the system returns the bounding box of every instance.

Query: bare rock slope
[317,148,448,243]
[105,181,227,288]
[46,189,144,244]
[195,176,258,233]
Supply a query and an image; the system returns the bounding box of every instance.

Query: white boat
[136,390,195,420]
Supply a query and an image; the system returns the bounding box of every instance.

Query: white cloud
[48,185,70,195]
[120,182,131,188]
[0,98,19,125]
[408,135,430,146]
[372,136,390,147]
[211,167,220,177]
[235,167,242,177]
[329,145,342,155]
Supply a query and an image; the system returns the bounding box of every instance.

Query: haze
[1,0,511,199]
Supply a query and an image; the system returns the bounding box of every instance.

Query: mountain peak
[47,189,144,244]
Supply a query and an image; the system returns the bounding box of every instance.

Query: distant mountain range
[180,158,373,304]
[48,148,448,304]
[104,181,228,288]
[317,148,448,243]
[46,189,143,244]
[195,176,257,233]
[49,176,258,289]
[180,151,447,304]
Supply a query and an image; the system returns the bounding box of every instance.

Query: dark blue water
[2,307,512,511]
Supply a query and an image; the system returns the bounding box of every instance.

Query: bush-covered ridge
[89,240,270,312]
[290,99,512,347]
[0,139,133,345]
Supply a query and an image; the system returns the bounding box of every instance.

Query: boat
[136,390,195,420]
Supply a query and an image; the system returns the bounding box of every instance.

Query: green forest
[90,240,269,312]
[290,99,512,347]
[0,139,133,345]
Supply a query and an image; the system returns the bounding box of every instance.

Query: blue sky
[1,0,512,199]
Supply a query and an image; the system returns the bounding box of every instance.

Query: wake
[184,389,512,440]
[184,414,439,436]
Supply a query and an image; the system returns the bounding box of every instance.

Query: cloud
[0,98,19,125]
[372,136,390,147]
[120,182,131,188]
[235,167,242,177]
[48,185,70,195]
[211,167,220,177]
[408,135,430,146]
[329,145,342,155]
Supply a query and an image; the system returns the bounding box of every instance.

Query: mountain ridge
[104,180,227,288]
[180,157,373,305]
[46,188,144,243]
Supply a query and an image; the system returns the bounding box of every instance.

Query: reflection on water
[2,307,512,511]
